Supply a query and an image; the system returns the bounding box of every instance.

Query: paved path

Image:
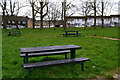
[113,74,120,79]
[102,37,120,40]
[87,36,120,40]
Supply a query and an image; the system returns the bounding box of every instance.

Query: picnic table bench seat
[23,57,90,71]
[20,50,70,63]
[20,50,70,57]
[8,31,21,36]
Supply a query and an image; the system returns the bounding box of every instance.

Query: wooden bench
[23,57,90,72]
[63,31,81,37]
[8,31,21,36]
[20,50,70,63]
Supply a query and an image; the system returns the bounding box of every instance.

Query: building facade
[66,15,120,27]
[0,15,29,28]
[111,15,120,27]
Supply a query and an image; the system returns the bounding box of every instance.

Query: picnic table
[63,31,80,37]
[8,31,21,36]
[20,45,81,63]
[20,45,90,72]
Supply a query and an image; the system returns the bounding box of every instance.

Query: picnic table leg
[65,54,67,59]
[76,31,78,36]
[81,62,85,71]
[8,32,10,36]
[24,57,25,64]
[70,49,76,58]
[65,32,68,36]
[24,53,28,64]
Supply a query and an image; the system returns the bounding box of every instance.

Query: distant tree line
[0,0,114,30]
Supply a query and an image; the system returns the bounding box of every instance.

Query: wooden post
[70,49,76,58]
[65,54,67,59]
[25,53,28,64]
[76,31,78,36]
[81,62,85,71]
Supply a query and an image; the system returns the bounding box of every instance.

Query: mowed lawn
[2,27,119,78]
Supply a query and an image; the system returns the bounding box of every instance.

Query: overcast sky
[0,0,120,18]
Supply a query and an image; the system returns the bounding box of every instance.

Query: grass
[2,27,119,78]
[0,29,2,80]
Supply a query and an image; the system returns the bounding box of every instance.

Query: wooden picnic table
[20,45,81,64]
[20,45,91,72]
[63,31,80,36]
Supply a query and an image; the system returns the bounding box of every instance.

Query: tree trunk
[101,1,104,28]
[2,16,6,29]
[84,16,87,30]
[94,0,96,29]
[63,1,67,30]
[64,17,67,30]
[40,2,43,29]
[48,20,51,28]
[2,1,7,29]
[101,17,104,28]
[40,16,43,29]
[32,3,35,29]
[15,21,19,30]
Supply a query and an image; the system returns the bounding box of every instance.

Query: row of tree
[0,0,114,30]
[79,0,113,29]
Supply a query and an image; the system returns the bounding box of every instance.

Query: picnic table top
[20,45,81,53]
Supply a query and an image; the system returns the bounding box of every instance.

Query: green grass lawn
[2,27,119,78]
[0,29,2,80]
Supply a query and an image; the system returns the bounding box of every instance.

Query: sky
[0,0,120,18]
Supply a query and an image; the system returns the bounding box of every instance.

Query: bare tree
[51,2,61,27]
[45,2,62,28]
[93,0,97,29]
[97,0,113,28]
[0,0,7,29]
[62,0,78,30]
[89,0,97,28]
[101,0,104,28]
[45,2,53,28]
[28,0,36,29]
[62,0,66,30]
[0,0,26,30]
[34,0,49,29]
[78,0,92,30]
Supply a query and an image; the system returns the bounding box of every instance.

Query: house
[27,19,33,28]
[111,15,120,27]
[1,15,29,28]
[66,15,120,27]
[34,20,62,28]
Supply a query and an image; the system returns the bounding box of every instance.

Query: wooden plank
[23,57,90,69]
[20,45,81,53]
[64,31,79,32]
[20,50,70,57]
[66,33,76,35]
